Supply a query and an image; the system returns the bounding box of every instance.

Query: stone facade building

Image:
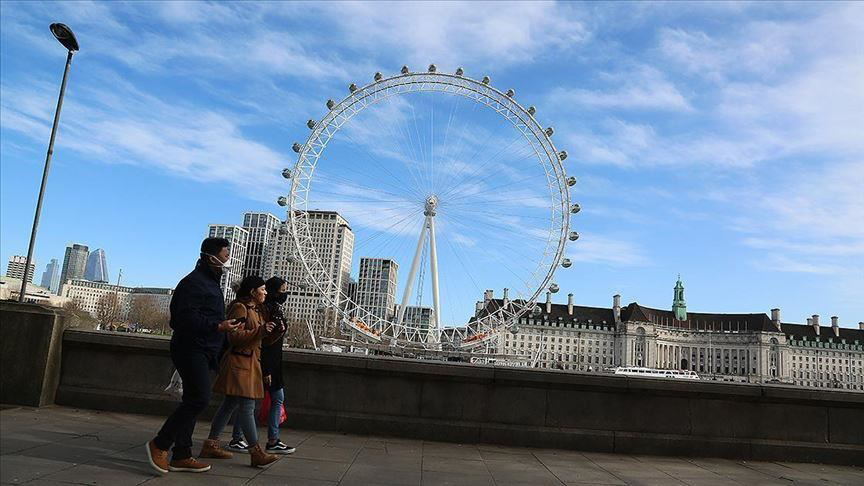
[485,279,864,391]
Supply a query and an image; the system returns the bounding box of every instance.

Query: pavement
[1,406,862,486]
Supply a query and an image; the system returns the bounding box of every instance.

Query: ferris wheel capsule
[549,283,560,293]
[455,67,464,76]
[326,99,335,109]
[292,142,301,153]
[306,119,316,129]
[569,231,580,241]
[278,226,288,235]
[277,196,288,207]
[428,64,437,72]
[401,65,409,74]
[545,127,554,137]
[570,203,581,214]
[348,83,358,93]
[558,150,568,161]
[566,176,577,187]
[482,76,490,84]
[561,258,572,268]
[527,106,536,116]
[532,305,543,316]
[282,168,292,179]
[374,72,383,81]
[506,89,515,97]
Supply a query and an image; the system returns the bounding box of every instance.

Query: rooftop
[2,405,862,486]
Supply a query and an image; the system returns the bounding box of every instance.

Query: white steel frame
[285,69,572,347]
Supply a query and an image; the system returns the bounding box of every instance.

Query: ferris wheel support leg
[395,218,429,338]
[428,216,441,333]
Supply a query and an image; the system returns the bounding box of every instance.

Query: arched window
[635,327,646,367]
[769,338,779,378]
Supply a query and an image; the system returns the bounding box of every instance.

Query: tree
[96,293,121,330]
[62,298,98,330]
[128,295,170,334]
[283,318,314,349]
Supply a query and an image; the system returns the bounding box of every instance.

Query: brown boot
[199,438,233,459]
[145,440,169,474]
[249,443,279,468]
[168,457,211,473]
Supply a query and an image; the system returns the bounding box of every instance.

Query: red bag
[256,390,287,425]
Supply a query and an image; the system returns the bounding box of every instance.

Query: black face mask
[275,292,288,305]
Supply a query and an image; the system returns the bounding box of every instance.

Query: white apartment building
[483,281,864,391]
[6,255,36,284]
[357,258,398,323]
[61,279,172,322]
[263,211,354,334]
[242,212,281,279]
[402,305,435,341]
[207,224,249,302]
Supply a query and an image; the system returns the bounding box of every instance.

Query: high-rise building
[6,255,36,284]
[40,258,61,294]
[242,212,281,279]
[263,211,354,334]
[402,305,435,341]
[357,258,398,324]
[84,248,109,283]
[207,225,249,302]
[60,243,89,292]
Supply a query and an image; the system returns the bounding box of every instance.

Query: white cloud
[566,233,648,267]
[550,65,691,111]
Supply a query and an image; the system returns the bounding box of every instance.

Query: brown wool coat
[212,299,276,399]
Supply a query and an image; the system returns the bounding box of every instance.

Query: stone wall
[0,302,66,406]
[51,329,863,465]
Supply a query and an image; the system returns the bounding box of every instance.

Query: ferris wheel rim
[284,67,572,345]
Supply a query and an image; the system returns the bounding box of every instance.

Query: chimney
[613,294,621,323]
[545,291,552,314]
[859,322,864,330]
[812,314,820,327]
[567,293,573,316]
[809,317,819,336]
[831,316,839,337]
[502,288,509,307]
[484,289,493,304]
[770,308,781,331]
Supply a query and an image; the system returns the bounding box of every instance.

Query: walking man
[145,237,241,474]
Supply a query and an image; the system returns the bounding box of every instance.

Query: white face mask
[204,253,232,269]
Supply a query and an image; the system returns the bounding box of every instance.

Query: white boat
[613,367,699,380]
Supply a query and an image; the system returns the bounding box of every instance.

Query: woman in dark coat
[258,277,296,454]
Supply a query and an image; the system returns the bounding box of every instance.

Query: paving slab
[3,406,863,486]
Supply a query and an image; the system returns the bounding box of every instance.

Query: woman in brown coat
[199,275,279,468]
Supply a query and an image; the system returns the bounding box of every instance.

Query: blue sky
[1,1,862,327]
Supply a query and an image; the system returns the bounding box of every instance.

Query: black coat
[260,300,286,390]
[169,260,226,368]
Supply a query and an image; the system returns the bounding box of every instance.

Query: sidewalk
[1,406,862,485]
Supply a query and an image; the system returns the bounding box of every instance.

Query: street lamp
[19,24,78,302]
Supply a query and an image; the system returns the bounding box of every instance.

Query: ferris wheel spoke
[437,137,535,203]
[335,126,426,201]
[375,96,429,199]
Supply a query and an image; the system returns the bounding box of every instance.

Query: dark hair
[236,275,266,299]
[201,237,230,256]
[264,277,286,302]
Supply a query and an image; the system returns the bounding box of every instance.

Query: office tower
[40,258,61,294]
[60,243,89,292]
[263,211,354,334]
[357,258,399,324]
[242,212,281,279]
[84,248,109,283]
[6,255,36,283]
[402,305,435,336]
[207,224,249,302]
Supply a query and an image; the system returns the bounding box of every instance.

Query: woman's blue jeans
[230,387,284,442]
[209,395,257,446]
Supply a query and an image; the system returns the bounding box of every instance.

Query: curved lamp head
[50,23,79,52]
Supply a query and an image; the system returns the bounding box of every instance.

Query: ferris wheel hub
[424,195,438,216]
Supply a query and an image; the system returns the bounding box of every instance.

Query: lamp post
[18,24,79,302]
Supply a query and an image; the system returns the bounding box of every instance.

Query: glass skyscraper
[84,248,109,283]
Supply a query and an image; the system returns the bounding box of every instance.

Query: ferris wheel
[278,65,579,348]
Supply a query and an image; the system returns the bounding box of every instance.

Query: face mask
[204,253,232,269]
[275,292,288,305]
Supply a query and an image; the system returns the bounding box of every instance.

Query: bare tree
[128,295,169,334]
[96,293,121,330]
[283,318,314,349]
[63,298,98,330]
